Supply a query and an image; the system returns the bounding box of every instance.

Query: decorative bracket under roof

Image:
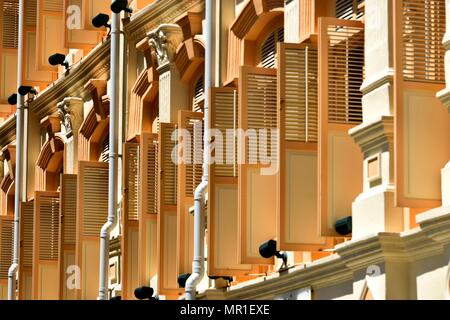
[84,79,108,120]
[1,145,16,180]
[147,24,184,71]
[41,115,62,153]
[175,11,203,40]
[57,97,84,139]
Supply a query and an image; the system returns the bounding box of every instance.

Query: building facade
[0,0,448,300]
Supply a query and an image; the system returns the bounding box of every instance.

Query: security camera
[92,13,110,29]
[259,239,288,270]
[7,94,17,105]
[18,86,37,96]
[48,53,69,70]
[111,0,133,14]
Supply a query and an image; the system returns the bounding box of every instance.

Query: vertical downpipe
[185,0,213,300]
[97,4,121,300]
[8,0,25,300]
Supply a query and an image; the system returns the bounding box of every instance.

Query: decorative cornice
[125,0,204,44]
[360,68,395,95]
[436,87,450,114]
[349,116,394,155]
[417,206,450,245]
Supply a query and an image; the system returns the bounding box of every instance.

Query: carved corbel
[41,115,61,153]
[1,144,16,180]
[85,79,108,120]
[147,24,184,71]
[57,97,84,139]
[175,12,203,40]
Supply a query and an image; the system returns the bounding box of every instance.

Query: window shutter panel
[239,66,278,265]
[277,40,332,251]
[63,0,101,50]
[19,200,34,300]
[76,161,108,300]
[58,174,77,300]
[32,191,60,300]
[22,0,54,87]
[157,123,181,295]
[0,215,13,299]
[208,87,257,276]
[122,143,140,300]
[394,0,449,208]
[37,0,68,71]
[99,133,110,163]
[318,18,364,237]
[192,76,204,113]
[177,111,202,276]
[138,133,158,288]
[0,0,18,103]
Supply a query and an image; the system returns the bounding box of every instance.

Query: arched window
[192,75,204,112]
[260,27,284,69]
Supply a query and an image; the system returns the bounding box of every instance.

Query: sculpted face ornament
[58,103,73,138]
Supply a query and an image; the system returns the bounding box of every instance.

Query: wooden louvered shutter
[277,40,332,251]
[239,66,278,265]
[177,111,202,276]
[76,161,108,300]
[22,0,54,87]
[63,0,102,50]
[393,0,450,208]
[260,27,284,69]
[37,0,68,71]
[157,123,181,295]
[32,191,60,300]
[208,87,257,276]
[138,133,158,288]
[0,215,13,299]
[318,18,364,237]
[58,174,77,300]
[335,0,365,20]
[122,143,140,300]
[19,201,34,300]
[0,0,18,104]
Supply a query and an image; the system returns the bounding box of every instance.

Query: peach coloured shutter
[277,41,331,251]
[63,0,101,50]
[32,191,60,300]
[122,143,140,299]
[76,161,108,300]
[22,0,54,87]
[0,215,13,285]
[238,66,278,265]
[208,87,257,276]
[393,0,450,208]
[58,174,77,300]
[157,123,181,295]
[37,0,68,71]
[19,200,34,300]
[177,111,202,276]
[0,0,18,103]
[138,133,158,287]
[318,18,364,237]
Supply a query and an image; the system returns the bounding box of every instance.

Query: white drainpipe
[98,4,121,300]
[185,0,213,300]
[8,0,25,300]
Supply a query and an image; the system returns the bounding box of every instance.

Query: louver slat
[0,0,18,103]
[177,111,202,276]
[208,87,257,276]
[138,133,158,288]
[37,0,68,71]
[63,0,101,50]
[0,215,13,298]
[19,201,34,300]
[122,143,140,300]
[76,161,108,300]
[393,0,450,209]
[157,123,181,296]
[277,41,331,251]
[58,174,77,300]
[318,18,364,237]
[239,66,278,265]
[32,192,60,300]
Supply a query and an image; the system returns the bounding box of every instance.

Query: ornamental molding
[147,24,184,69]
[57,97,84,139]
